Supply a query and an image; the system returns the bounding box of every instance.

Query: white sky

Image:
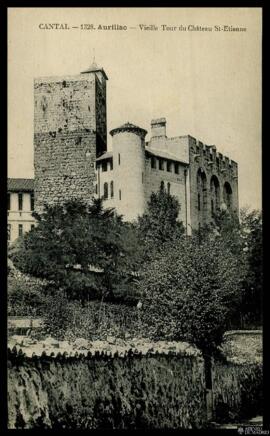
[8,7,262,210]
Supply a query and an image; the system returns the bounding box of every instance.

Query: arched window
[223,182,233,210]
[197,168,207,225]
[167,182,171,195]
[103,182,108,199]
[210,175,220,215]
[160,181,165,191]
[110,181,114,198]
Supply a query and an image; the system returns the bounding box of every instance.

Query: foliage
[201,206,263,328]
[8,268,47,317]
[43,297,139,341]
[213,362,263,423]
[10,199,139,303]
[137,187,185,257]
[139,236,244,356]
[239,208,263,324]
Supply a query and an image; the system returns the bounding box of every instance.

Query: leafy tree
[137,187,185,257]
[139,235,244,357]
[209,206,263,327]
[10,199,136,303]
[238,208,263,325]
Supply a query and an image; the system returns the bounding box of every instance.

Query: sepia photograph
[7,7,263,430]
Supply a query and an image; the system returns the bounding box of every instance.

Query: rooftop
[145,147,189,165]
[8,178,34,192]
[80,61,108,80]
[110,122,147,138]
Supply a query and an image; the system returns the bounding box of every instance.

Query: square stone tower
[34,62,108,211]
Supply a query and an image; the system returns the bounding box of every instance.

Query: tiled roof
[8,178,34,192]
[145,147,189,165]
[96,151,113,162]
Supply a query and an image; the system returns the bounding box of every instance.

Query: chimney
[151,118,166,137]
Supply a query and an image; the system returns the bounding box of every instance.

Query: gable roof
[8,178,34,192]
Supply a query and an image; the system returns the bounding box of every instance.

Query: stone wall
[8,349,206,429]
[7,348,262,429]
[34,130,96,209]
[34,73,104,211]
[188,138,238,231]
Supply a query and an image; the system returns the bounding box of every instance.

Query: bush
[32,286,140,341]
[8,269,47,317]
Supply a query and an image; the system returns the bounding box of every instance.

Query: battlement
[189,138,237,171]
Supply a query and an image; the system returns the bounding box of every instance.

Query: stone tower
[34,62,108,211]
[110,123,147,221]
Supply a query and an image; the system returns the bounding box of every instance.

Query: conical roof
[110,122,147,138]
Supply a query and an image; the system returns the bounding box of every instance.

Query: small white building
[7,179,35,243]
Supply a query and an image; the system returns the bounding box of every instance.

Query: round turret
[110,122,147,221]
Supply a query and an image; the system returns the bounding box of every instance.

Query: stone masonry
[34,65,107,212]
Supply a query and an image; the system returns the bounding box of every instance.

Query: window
[30,193,35,211]
[151,157,156,169]
[95,184,98,194]
[167,161,172,172]
[110,181,114,198]
[8,224,11,241]
[18,224,23,237]
[198,194,201,211]
[102,161,107,172]
[211,199,214,216]
[104,182,108,199]
[167,182,171,195]
[8,193,10,211]
[118,153,121,165]
[109,160,113,170]
[216,158,220,169]
[119,189,121,200]
[175,163,179,174]
[160,181,165,191]
[31,224,35,231]
[18,193,23,211]
[142,172,144,184]
[159,159,164,170]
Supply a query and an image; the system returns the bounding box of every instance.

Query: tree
[139,234,245,416]
[137,187,185,257]
[210,206,263,327]
[139,236,244,355]
[238,208,263,326]
[10,199,135,303]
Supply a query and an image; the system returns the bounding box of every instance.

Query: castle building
[8,62,239,241]
[96,118,238,233]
